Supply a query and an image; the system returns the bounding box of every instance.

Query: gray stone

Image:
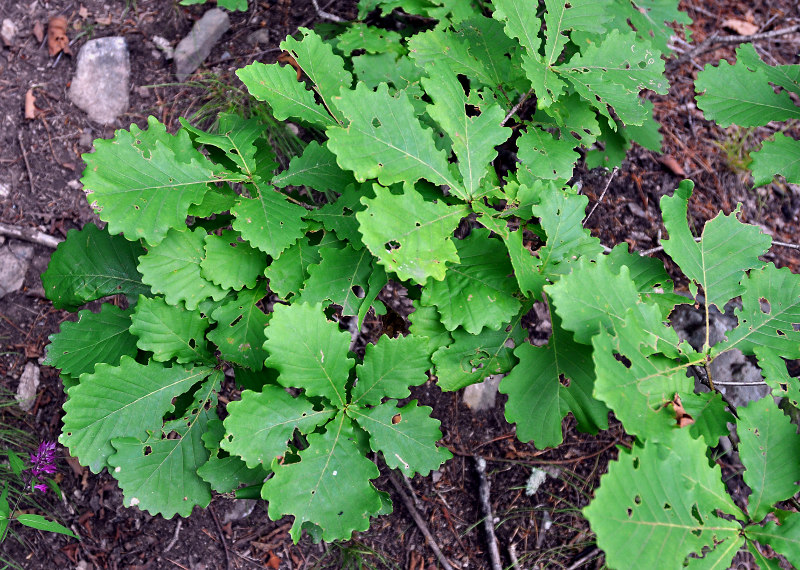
[1,19,17,46]
[0,242,33,297]
[248,29,270,46]
[221,499,257,524]
[16,362,40,412]
[463,374,503,411]
[69,37,130,124]
[174,9,230,81]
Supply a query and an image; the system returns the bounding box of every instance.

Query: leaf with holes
[517,126,579,181]
[222,385,336,469]
[262,413,382,543]
[60,357,213,473]
[129,295,212,363]
[351,335,431,406]
[751,133,800,187]
[584,428,743,569]
[349,400,452,477]
[207,283,270,370]
[231,182,307,258]
[299,244,374,316]
[356,184,467,284]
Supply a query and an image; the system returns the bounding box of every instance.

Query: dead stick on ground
[164,519,183,553]
[682,24,800,60]
[0,222,62,249]
[208,504,231,570]
[17,133,35,195]
[475,456,503,570]
[388,473,455,570]
[583,167,618,227]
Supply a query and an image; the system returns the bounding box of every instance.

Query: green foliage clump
[41,0,800,567]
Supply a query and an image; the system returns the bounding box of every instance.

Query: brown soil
[0,0,798,568]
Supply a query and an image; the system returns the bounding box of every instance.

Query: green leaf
[547,255,642,345]
[179,113,265,177]
[14,514,78,539]
[738,396,800,521]
[357,184,467,284]
[264,233,329,299]
[236,61,337,128]
[712,264,800,359]
[42,223,149,310]
[532,92,602,146]
[746,511,800,566]
[533,190,603,275]
[81,116,231,245]
[661,180,770,314]
[231,182,307,259]
[201,230,266,291]
[300,244,374,317]
[222,385,336,469]
[476,211,542,298]
[558,29,668,125]
[352,335,431,406]
[678,391,735,448]
[138,227,228,311]
[696,44,800,128]
[272,141,356,193]
[621,0,692,55]
[187,184,237,218]
[606,242,672,292]
[500,316,608,448]
[349,400,452,476]
[422,61,511,198]
[263,413,382,542]
[751,133,800,187]
[756,347,800,409]
[326,83,463,197]
[130,296,212,363]
[197,418,268,493]
[517,126,579,181]
[263,303,353,407]
[108,404,214,519]
[592,307,694,440]
[335,23,404,55]
[408,303,453,357]
[407,27,496,93]
[281,28,351,124]
[432,322,523,391]
[61,357,212,472]
[746,540,783,570]
[43,304,137,377]
[421,228,520,334]
[305,184,370,249]
[207,283,270,370]
[585,429,742,570]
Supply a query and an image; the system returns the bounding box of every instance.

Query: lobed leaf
[751,133,800,187]
[352,335,431,406]
[207,283,270,370]
[201,230,267,291]
[272,141,356,194]
[43,304,137,377]
[130,295,212,363]
[42,223,149,310]
[263,303,353,407]
[262,413,383,542]
[299,244,374,317]
[231,182,308,258]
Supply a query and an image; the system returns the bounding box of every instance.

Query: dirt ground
[0,0,799,568]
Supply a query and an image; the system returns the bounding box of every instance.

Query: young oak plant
[45,0,800,562]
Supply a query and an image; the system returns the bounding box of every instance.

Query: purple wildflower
[29,441,57,493]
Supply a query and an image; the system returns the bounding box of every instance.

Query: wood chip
[24,89,38,119]
[658,154,686,177]
[32,20,44,43]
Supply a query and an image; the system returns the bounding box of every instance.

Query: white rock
[0,181,10,198]
[0,243,33,298]
[16,362,40,412]
[1,19,17,46]
[174,9,230,81]
[151,35,174,59]
[69,37,130,125]
[463,374,503,411]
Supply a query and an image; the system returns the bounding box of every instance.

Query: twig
[0,222,62,248]
[388,473,455,570]
[17,133,35,195]
[583,167,618,226]
[566,547,601,570]
[682,24,800,60]
[208,504,231,570]
[641,236,701,256]
[311,0,344,22]
[773,239,800,251]
[474,456,502,570]
[501,89,534,127]
[164,519,183,552]
[508,542,521,570]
